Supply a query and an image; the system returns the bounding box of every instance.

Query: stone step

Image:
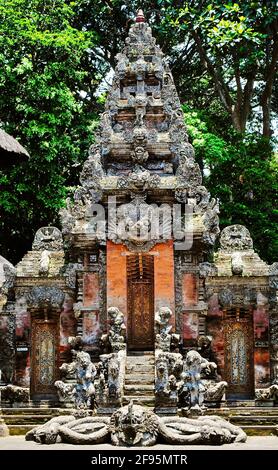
[241,425,278,436]
[126,364,154,373]
[3,415,53,425]
[230,415,278,425]
[124,384,154,392]
[126,360,155,366]
[7,424,38,436]
[127,352,154,356]
[206,407,278,416]
[123,396,155,407]
[125,376,154,385]
[1,407,66,415]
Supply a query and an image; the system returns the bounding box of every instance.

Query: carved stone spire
[60,11,220,249]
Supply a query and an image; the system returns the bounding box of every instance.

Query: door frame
[126,254,154,351]
[30,313,59,399]
[223,308,254,399]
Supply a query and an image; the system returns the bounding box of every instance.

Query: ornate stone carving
[63,263,83,289]
[55,346,97,409]
[97,351,126,408]
[220,225,253,252]
[0,313,15,383]
[202,200,220,247]
[107,307,126,352]
[0,384,29,403]
[199,262,218,278]
[2,264,16,291]
[269,262,278,289]
[117,167,160,191]
[131,146,149,164]
[26,286,65,308]
[155,352,182,409]
[25,404,246,445]
[80,144,105,189]
[110,402,159,447]
[155,307,173,352]
[32,226,63,251]
[255,385,278,402]
[231,252,243,275]
[108,194,170,251]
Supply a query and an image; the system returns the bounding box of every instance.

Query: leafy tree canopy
[0,0,277,263]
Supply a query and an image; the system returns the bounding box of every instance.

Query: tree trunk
[261,37,278,138]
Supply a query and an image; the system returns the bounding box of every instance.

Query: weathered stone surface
[25,402,246,446]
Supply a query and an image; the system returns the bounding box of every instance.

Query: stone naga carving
[107,307,126,352]
[26,402,246,446]
[55,346,97,409]
[32,226,63,251]
[109,401,159,446]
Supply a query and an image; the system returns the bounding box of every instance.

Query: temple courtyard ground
[0,435,278,450]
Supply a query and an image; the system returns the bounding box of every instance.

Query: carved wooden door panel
[128,281,154,350]
[224,319,254,398]
[31,320,59,398]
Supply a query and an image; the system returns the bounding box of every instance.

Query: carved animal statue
[203,380,228,402]
[54,381,75,402]
[255,385,278,401]
[155,355,170,397]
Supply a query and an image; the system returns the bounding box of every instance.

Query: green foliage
[0,0,277,264]
[0,0,100,263]
[183,105,278,262]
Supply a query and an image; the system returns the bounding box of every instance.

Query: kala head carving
[32,226,63,251]
[220,225,253,252]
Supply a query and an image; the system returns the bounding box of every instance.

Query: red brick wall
[254,349,270,387]
[83,272,99,307]
[107,240,127,320]
[183,312,198,341]
[182,273,198,305]
[207,294,225,377]
[152,241,175,319]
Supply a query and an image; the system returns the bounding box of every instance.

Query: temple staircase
[123,352,155,407]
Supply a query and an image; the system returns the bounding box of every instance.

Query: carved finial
[136,9,145,23]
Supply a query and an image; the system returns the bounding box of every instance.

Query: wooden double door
[31,319,59,399]
[127,255,154,350]
[224,314,254,399]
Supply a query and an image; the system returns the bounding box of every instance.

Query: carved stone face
[220,225,253,252]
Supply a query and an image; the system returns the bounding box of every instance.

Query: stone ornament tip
[136,9,145,23]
